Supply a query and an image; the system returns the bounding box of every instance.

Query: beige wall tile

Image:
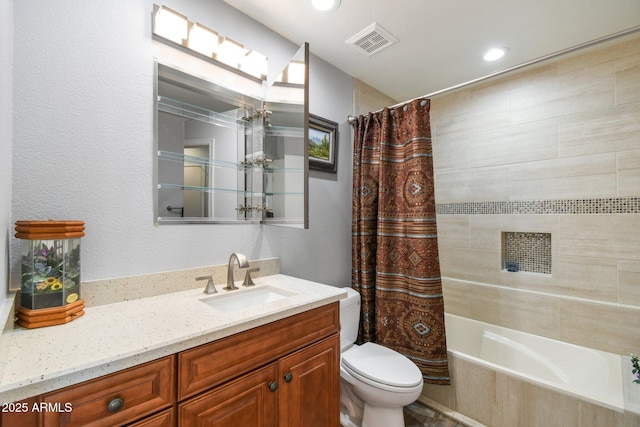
[433,86,511,135]
[615,52,640,106]
[509,153,617,200]
[442,277,640,354]
[557,32,640,75]
[442,279,559,336]
[619,260,640,307]
[432,32,640,370]
[556,62,616,115]
[352,78,396,116]
[469,214,558,250]
[441,278,473,316]
[508,77,559,124]
[470,119,558,168]
[453,357,495,426]
[558,102,640,157]
[491,374,522,427]
[508,256,618,302]
[510,62,615,125]
[436,214,470,249]
[420,378,455,410]
[559,215,640,260]
[432,131,469,172]
[580,401,640,427]
[487,62,558,93]
[557,298,640,355]
[618,149,640,197]
[435,166,510,203]
[439,247,508,285]
[517,381,580,427]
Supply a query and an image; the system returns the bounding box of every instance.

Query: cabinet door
[279,334,339,427]
[0,397,38,427]
[179,363,278,427]
[127,408,174,427]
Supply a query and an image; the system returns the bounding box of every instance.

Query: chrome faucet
[196,275,217,294]
[225,253,249,291]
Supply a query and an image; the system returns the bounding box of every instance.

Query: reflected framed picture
[308,114,338,173]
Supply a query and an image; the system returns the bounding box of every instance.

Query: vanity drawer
[40,355,175,427]
[178,302,339,400]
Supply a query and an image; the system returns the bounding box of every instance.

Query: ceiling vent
[346,23,398,56]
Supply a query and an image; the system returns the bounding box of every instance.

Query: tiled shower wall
[431,31,640,356]
[420,31,640,425]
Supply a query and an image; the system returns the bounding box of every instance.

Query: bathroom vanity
[0,275,344,426]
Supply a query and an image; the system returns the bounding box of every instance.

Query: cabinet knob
[107,397,124,413]
[268,381,279,392]
[284,372,293,383]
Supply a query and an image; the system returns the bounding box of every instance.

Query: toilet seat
[342,342,423,391]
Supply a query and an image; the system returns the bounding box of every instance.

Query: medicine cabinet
[154,44,309,228]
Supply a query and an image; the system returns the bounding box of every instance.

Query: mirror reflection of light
[287,62,306,84]
[154,6,188,44]
[311,0,341,11]
[241,51,268,79]
[218,38,245,68]
[188,23,219,57]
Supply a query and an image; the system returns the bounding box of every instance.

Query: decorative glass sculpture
[16,221,84,310]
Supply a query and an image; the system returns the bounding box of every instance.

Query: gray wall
[0,0,12,314]
[8,0,353,291]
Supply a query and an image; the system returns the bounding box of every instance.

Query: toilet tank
[340,287,361,351]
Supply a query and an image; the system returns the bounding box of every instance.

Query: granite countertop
[0,274,346,403]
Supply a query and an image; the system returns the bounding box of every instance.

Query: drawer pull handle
[284,372,293,383]
[268,381,278,392]
[107,397,124,413]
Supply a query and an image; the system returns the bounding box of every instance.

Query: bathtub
[444,313,624,411]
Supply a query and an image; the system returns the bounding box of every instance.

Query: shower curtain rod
[347,25,640,124]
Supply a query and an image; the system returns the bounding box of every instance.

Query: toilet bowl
[339,288,423,427]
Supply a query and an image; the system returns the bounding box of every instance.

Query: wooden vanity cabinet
[178,303,340,427]
[278,335,339,427]
[1,302,340,427]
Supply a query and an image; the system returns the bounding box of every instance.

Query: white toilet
[339,287,424,427]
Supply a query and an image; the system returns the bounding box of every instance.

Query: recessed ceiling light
[483,47,508,61]
[311,0,341,12]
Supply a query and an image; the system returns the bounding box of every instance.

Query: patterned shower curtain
[351,98,450,384]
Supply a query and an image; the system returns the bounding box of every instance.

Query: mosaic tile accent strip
[502,232,552,275]
[436,197,640,215]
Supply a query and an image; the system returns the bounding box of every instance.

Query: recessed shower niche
[501,232,552,275]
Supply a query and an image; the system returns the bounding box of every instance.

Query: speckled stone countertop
[0,274,346,403]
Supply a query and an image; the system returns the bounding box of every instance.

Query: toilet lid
[342,342,422,388]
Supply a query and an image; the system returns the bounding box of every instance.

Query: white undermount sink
[200,286,296,313]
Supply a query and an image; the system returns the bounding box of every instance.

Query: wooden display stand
[16,299,85,329]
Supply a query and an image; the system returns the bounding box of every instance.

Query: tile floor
[403,401,469,427]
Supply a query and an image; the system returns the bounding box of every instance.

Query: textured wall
[0,0,12,311]
[431,31,640,356]
[10,0,353,287]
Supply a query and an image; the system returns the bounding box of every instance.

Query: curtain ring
[402,105,408,112]
[420,100,427,107]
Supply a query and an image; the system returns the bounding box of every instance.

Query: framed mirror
[153,43,309,228]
